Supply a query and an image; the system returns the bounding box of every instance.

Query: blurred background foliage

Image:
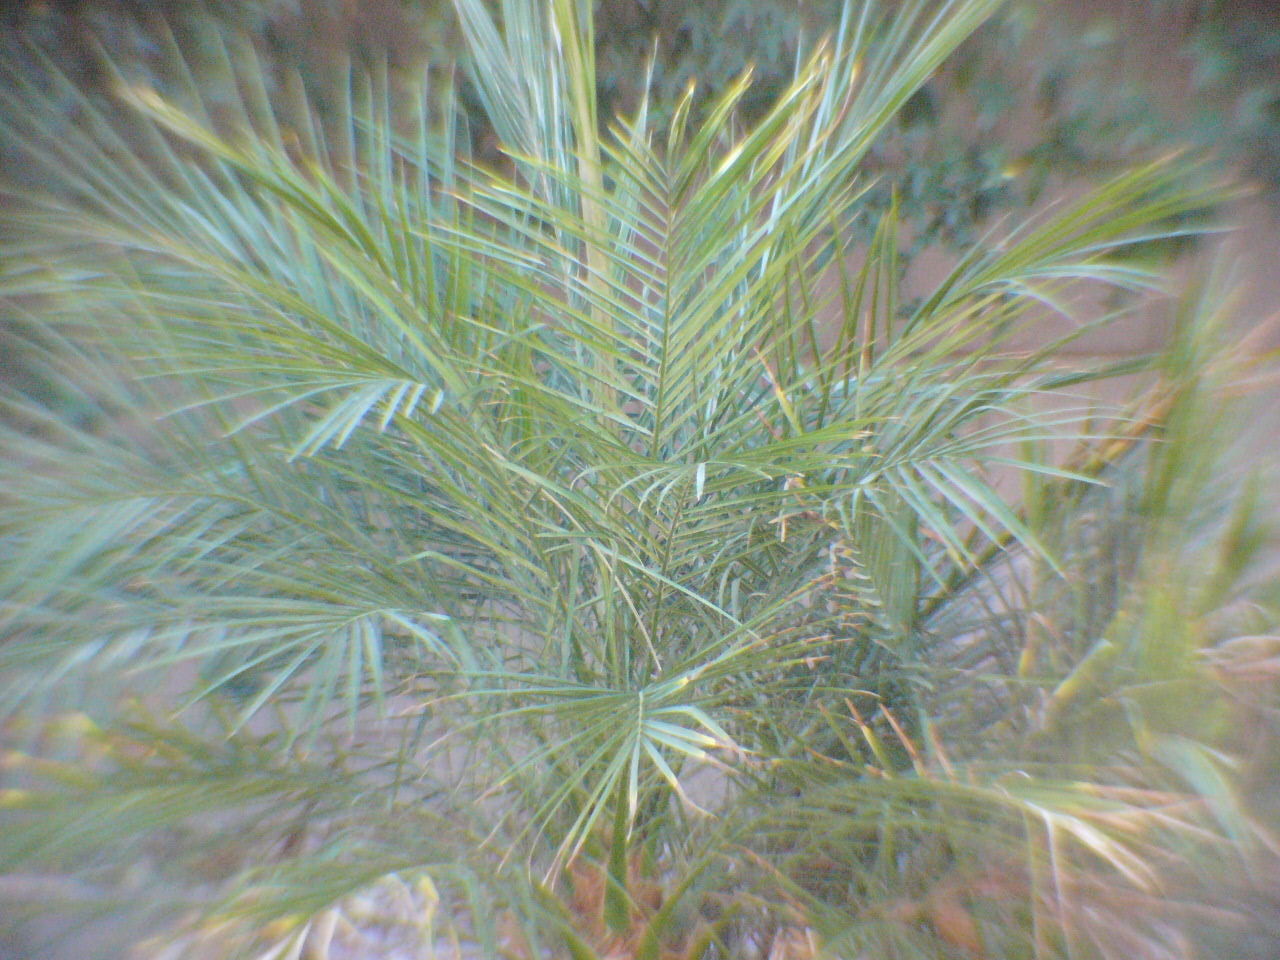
[5,0,1280,208]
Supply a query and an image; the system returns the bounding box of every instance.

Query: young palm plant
[0,0,1271,957]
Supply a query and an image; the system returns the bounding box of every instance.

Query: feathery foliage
[1,1,1274,957]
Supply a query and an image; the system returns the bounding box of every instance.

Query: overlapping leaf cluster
[1,1,1273,957]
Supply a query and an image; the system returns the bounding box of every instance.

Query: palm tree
[0,0,1271,957]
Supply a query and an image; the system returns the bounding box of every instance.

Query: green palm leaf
[1,1,1267,957]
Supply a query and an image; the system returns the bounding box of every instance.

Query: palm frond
[1,1,1268,957]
